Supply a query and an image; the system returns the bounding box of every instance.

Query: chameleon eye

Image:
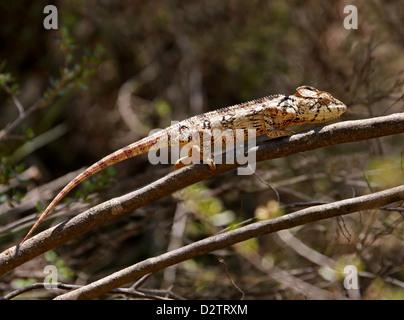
[318,93,331,105]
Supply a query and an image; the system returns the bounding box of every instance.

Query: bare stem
[0,113,403,288]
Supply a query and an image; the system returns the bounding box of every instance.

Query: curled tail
[21,133,163,243]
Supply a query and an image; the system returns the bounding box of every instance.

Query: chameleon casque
[22,86,346,242]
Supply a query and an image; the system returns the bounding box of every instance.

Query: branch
[2,280,175,300]
[0,113,404,278]
[54,184,404,300]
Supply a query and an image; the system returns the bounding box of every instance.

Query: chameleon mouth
[307,101,347,123]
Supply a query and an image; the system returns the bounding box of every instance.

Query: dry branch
[55,184,404,300]
[0,113,404,279]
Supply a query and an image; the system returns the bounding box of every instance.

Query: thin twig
[0,82,25,116]
[218,258,245,300]
[2,280,174,300]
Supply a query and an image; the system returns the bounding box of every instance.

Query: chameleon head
[292,86,347,123]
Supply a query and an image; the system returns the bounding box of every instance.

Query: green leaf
[35,201,45,213]
[0,193,9,204]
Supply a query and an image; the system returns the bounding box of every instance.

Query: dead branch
[54,184,404,299]
[0,113,403,279]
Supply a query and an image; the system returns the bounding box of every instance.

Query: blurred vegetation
[1,0,404,299]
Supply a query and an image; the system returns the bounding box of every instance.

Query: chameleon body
[22,86,346,242]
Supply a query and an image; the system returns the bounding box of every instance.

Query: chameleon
[21,86,346,242]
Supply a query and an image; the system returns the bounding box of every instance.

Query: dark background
[1,0,404,299]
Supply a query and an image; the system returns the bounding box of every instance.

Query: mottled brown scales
[22,86,346,242]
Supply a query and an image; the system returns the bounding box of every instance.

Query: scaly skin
[22,86,346,242]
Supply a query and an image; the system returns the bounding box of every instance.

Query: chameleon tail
[21,134,162,243]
